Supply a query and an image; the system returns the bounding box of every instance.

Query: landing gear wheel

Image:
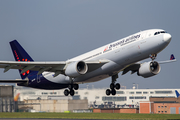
[110,83,115,89]
[106,89,111,96]
[106,74,120,96]
[115,83,120,90]
[65,78,78,96]
[111,89,116,96]
[74,84,79,90]
[68,84,73,90]
[70,89,75,96]
[64,89,69,96]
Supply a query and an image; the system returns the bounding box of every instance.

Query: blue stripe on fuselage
[18,75,68,89]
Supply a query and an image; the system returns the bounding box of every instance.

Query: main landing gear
[64,84,79,96]
[106,74,120,96]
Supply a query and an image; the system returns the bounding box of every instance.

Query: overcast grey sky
[0,0,179,89]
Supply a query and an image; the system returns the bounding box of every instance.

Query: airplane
[175,90,180,98]
[0,29,176,96]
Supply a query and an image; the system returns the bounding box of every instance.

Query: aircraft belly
[74,61,123,83]
[76,74,110,84]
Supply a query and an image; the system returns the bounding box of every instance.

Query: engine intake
[65,61,88,77]
[138,61,161,78]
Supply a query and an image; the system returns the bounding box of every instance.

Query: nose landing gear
[150,54,157,61]
[106,74,120,96]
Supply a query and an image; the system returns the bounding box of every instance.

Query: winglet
[158,54,176,64]
[175,90,180,98]
[170,54,175,60]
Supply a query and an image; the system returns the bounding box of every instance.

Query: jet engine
[137,61,161,78]
[65,61,88,77]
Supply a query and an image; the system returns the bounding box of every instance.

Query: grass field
[0,113,180,119]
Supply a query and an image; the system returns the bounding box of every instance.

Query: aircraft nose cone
[163,33,171,43]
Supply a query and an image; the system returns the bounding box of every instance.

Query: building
[14,86,180,109]
[0,86,14,112]
[19,99,88,112]
[139,97,180,114]
[93,108,139,113]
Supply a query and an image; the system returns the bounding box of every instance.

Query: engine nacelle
[138,61,161,78]
[65,61,88,77]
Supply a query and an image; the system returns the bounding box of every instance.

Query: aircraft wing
[122,54,176,75]
[0,61,66,74]
[158,54,176,64]
[0,59,109,76]
[85,59,110,72]
[121,63,140,75]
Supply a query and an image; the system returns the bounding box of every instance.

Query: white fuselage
[43,29,171,84]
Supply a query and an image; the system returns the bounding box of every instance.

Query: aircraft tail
[14,93,20,101]
[10,40,38,79]
[175,90,180,98]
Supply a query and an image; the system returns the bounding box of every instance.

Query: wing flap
[86,59,109,73]
[0,61,66,66]
[122,63,140,75]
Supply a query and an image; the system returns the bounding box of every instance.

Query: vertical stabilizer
[10,40,38,79]
[175,90,180,98]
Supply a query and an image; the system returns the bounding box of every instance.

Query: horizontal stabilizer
[0,80,28,83]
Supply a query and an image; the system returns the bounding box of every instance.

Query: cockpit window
[154,31,166,35]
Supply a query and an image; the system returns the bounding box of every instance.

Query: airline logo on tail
[14,50,30,76]
[175,90,180,98]
[10,40,38,79]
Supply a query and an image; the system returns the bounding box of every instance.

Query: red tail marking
[22,59,30,76]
